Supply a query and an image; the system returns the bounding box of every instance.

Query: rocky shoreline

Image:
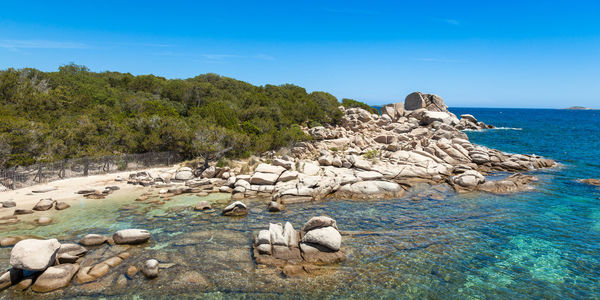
[126,92,555,207]
[0,92,558,295]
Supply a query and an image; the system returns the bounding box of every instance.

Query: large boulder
[405,92,448,112]
[31,263,79,293]
[302,216,338,232]
[10,239,61,271]
[112,229,150,245]
[301,226,342,251]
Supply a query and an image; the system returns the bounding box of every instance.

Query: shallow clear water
[1,108,599,299]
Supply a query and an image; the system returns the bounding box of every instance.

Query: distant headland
[562,106,596,110]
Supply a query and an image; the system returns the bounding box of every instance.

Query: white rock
[273,159,293,170]
[250,172,280,185]
[278,170,298,182]
[255,163,286,175]
[269,223,287,246]
[10,239,61,271]
[301,226,342,251]
[112,229,151,244]
[356,171,383,181]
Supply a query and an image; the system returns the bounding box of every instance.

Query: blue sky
[1,0,599,108]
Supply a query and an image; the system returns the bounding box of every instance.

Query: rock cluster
[0,228,150,293]
[253,216,346,276]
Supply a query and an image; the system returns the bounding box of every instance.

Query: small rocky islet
[0,92,558,295]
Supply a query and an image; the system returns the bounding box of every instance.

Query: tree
[192,125,237,171]
[0,135,10,168]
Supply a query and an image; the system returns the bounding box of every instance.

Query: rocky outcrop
[253,216,346,276]
[579,178,600,186]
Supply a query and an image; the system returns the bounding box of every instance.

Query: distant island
[562,106,596,110]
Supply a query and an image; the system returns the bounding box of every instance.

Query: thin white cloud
[0,40,88,49]
[433,18,460,26]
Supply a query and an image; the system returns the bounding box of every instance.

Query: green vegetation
[363,149,378,160]
[341,98,379,114]
[0,64,374,168]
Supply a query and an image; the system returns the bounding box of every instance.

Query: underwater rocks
[141,259,159,279]
[253,216,346,276]
[222,201,248,216]
[10,239,61,271]
[55,201,70,210]
[112,229,151,245]
[31,263,80,293]
[79,234,109,246]
[194,200,212,210]
[2,200,16,208]
[579,178,600,186]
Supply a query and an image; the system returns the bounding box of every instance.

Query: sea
[0,108,599,299]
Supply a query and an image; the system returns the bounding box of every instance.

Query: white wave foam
[463,127,522,132]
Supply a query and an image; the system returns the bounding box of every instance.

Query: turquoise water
[0,108,599,299]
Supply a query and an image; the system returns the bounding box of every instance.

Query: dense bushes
[0,64,374,167]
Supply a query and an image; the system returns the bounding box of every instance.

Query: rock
[174,167,194,181]
[405,92,427,110]
[194,201,212,210]
[126,265,138,278]
[278,170,298,182]
[88,263,110,278]
[299,242,346,264]
[256,244,272,255]
[222,201,248,216]
[75,267,95,284]
[269,223,287,246]
[0,269,21,291]
[112,229,151,245]
[250,172,280,185]
[460,114,478,123]
[1,200,16,208]
[283,222,299,247]
[79,234,108,246]
[142,259,159,279]
[356,171,383,181]
[255,163,286,175]
[13,209,33,215]
[31,263,79,293]
[1,237,21,247]
[36,217,52,225]
[54,202,70,210]
[76,189,97,195]
[268,201,284,212]
[201,166,216,178]
[10,239,61,271]
[302,216,338,232]
[103,256,123,267]
[32,186,57,193]
[256,230,271,245]
[273,159,293,170]
[580,178,600,186]
[301,226,342,251]
[451,170,485,189]
[33,198,54,211]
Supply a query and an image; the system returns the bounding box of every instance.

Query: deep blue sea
[1,108,599,299]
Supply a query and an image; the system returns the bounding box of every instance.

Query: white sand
[0,166,176,219]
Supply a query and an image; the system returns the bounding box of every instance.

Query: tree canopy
[0,64,375,168]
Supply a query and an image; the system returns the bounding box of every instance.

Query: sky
[1,0,599,108]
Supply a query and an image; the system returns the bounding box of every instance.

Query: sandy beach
[0,166,175,219]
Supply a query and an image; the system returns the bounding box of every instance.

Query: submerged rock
[112,229,150,245]
[10,239,61,271]
[579,178,600,186]
[31,263,79,293]
[36,217,52,225]
[79,234,108,246]
[1,200,16,208]
[194,201,212,210]
[142,259,159,279]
